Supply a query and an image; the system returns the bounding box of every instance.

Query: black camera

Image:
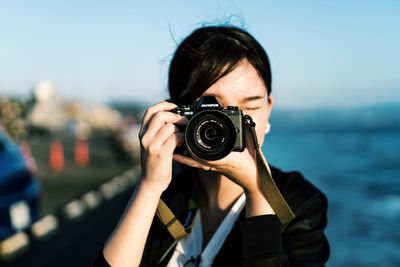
[172,96,245,161]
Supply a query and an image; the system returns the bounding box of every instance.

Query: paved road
[29,130,133,214]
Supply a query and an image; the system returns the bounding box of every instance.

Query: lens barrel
[185,110,236,161]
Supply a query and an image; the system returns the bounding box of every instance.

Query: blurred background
[0,1,399,266]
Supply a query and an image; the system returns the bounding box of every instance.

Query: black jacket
[94,166,330,266]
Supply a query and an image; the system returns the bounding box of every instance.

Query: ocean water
[263,107,400,267]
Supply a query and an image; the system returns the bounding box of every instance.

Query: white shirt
[167,194,246,267]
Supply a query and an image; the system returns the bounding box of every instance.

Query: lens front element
[185,110,236,161]
[197,120,224,148]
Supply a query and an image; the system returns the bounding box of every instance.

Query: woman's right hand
[138,101,187,194]
[104,101,187,267]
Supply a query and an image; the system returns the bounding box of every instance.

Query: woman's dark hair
[168,26,272,105]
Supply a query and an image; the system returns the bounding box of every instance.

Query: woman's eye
[243,107,261,111]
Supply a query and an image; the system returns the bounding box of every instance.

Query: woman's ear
[268,95,274,106]
[266,95,274,117]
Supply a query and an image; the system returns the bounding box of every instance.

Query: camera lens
[185,110,236,161]
[198,120,224,148]
[204,127,217,141]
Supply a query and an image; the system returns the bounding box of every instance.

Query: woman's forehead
[202,61,268,102]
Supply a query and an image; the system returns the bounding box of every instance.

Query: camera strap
[156,197,197,240]
[156,115,295,241]
[244,115,295,225]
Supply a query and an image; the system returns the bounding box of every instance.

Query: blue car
[0,131,40,240]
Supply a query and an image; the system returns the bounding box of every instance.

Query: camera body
[172,96,245,161]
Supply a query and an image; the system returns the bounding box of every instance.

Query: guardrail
[0,166,140,265]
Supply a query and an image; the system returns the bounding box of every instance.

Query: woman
[95,25,330,266]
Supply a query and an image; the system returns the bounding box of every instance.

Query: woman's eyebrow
[241,95,266,103]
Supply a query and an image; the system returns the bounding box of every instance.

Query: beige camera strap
[156,199,188,240]
[156,198,197,240]
[255,148,295,224]
[245,115,295,225]
[156,115,295,240]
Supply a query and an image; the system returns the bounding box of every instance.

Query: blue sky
[0,1,399,109]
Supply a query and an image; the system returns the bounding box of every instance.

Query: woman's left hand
[173,127,276,217]
[172,128,260,194]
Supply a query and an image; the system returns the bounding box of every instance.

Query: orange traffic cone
[49,139,64,172]
[74,138,89,167]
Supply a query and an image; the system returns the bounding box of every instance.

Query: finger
[140,101,178,133]
[162,132,184,154]
[141,111,187,143]
[173,154,213,171]
[146,123,179,151]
